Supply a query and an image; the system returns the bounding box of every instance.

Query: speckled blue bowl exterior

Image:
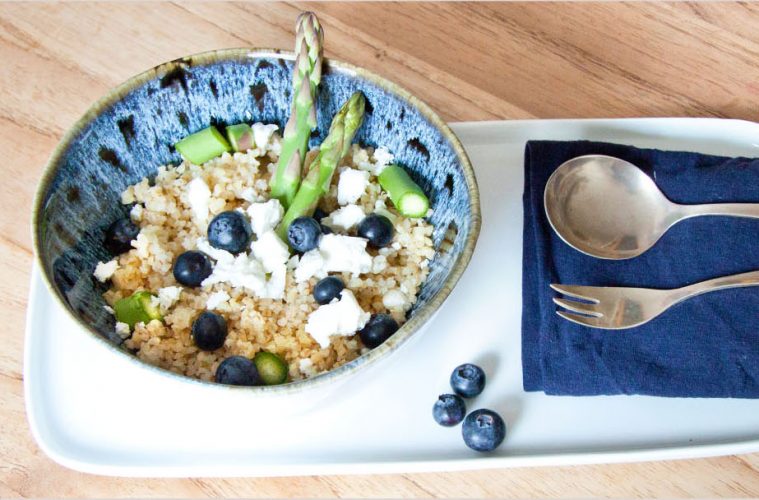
[33,49,480,392]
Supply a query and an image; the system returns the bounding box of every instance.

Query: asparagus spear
[270,12,324,208]
[378,164,430,217]
[175,126,231,165]
[226,123,254,152]
[276,91,366,240]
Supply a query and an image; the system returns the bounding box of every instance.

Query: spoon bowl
[544,154,759,260]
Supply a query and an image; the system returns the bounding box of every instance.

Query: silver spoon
[544,154,759,260]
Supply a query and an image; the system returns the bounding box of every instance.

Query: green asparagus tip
[175,126,231,165]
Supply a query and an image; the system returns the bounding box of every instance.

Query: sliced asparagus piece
[225,123,254,152]
[114,290,162,329]
[276,91,366,240]
[270,12,324,208]
[175,126,231,165]
[378,164,430,218]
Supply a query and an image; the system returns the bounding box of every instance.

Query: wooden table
[2,2,758,497]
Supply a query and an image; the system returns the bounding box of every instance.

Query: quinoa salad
[93,119,434,384]
[91,13,436,386]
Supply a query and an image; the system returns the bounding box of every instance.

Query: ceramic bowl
[32,48,481,397]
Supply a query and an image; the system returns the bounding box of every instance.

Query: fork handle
[678,203,759,220]
[672,270,759,304]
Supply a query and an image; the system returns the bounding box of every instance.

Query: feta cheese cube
[93,259,119,283]
[206,290,231,310]
[294,250,327,283]
[251,230,290,272]
[246,199,284,237]
[337,168,370,205]
[187,177,211,225]
[115,321,131,338]
[319,234,373,275]
[157,286,182,311]
[305,290,370,348]
[251,123,279,151]
[383,289,409,310]
[324,204,365,232]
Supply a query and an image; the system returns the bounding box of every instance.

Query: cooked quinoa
[103,130,434,382]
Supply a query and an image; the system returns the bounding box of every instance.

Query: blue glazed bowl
[32,48,481,394]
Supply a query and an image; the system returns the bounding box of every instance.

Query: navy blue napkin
[522,140,759,398]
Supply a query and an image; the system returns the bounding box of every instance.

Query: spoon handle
[679,202,759,220]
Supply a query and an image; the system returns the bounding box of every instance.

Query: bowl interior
[35,49,478,383]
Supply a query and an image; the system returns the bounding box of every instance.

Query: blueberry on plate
[173,250,213,287]
[207,211,252,254]
[104,217,140,255]
[432,394,466,427]
[215,356,261,386]
[287,216,322,253]
[450,363,486,398]
[462,409,506,452]
[313,276,345,305]
[192,311,228,351]
[357,213,394,248]
[358,313,399,348]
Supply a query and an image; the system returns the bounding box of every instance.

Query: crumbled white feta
[130,203,144,222]
[287,254,300,271]
[373,146,395,173]
[294,249,327,283]
[238,187,257,203]
[260,263,287,299]
[157,286,182,311]
[305,290,370,348]
[187,177,211,225]
[383,289,409,310]
[103,305,114,315]
[198,238,267,293]
[319,234,373,275]
[246,199,284,237]
[251,123,279,151]
[293,234,372,282]
[299,358,317,378]
[115,321,131,338]
[93,259,119,282]
[337,168,370,205]
[324,204,365,232]
[206,290,230,310]
[251,230,290,272]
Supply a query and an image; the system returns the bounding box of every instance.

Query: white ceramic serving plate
[25,118,759,477]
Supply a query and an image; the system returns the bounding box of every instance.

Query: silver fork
[551,270,759,329]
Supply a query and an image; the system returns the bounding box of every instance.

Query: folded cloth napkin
[522,140,759,398]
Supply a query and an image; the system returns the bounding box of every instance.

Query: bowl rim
[31,47,482,395]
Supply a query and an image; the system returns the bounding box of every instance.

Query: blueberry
[450,363,486,398]
[192,311,227,351]
[462,409,506,452]
[432,394,467,427]
[173,251,213,287]
[215,356,261,386]
[313,276,345,305]
[207,211,252,254]
[357,213,394,248]
[358,313,399,348]
[104,217,140,255]
[287,216,322,253]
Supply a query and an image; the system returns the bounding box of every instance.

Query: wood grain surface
[2,2,759,497]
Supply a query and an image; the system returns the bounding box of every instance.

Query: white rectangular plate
[25,118,759,477]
